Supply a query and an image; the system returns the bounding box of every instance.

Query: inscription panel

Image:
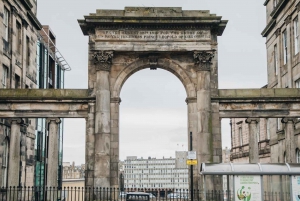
[95,30,210,41]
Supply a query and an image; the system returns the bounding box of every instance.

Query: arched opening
[119,68,188,189]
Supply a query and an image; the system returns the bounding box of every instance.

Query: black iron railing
[0,187,291,201]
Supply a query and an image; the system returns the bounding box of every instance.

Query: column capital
[185,97,197,104]
[111,97,122,104]
[9,118,24,125]
[46,118,61,124]
[193,50,215,71]
[245,118,260,124]
[92,50,114,71]
[285,15,292,25]
[281,118,295,124]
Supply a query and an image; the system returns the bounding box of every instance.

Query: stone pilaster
[194,50,214,167]
[185,97,198,189]
[8,118,23,187]
[85,103,95,187]
[282,118,296,163]
[285,15,293,87]
[93,50,113,187]
[245,118,260,163]
[275,28,282,88]
[46,118,61,187]
[110,97,121,188]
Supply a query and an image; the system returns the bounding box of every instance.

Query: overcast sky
[37,0,267,164]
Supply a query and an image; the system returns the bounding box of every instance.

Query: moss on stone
[0,89,92,100]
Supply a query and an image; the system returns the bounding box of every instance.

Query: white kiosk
[200,163,300,201]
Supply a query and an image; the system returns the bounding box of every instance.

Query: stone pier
[246,118,260,163]
[46,118,61,187]
[8,118,23,187]
[282,118,296,163]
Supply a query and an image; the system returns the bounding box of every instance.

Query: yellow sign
[186,159,197,165]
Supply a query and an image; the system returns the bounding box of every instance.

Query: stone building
[62,162,85,179]
[0,0,41,188]
[0,0,69,189]
[123,152,188,189]
[231,0,300,164]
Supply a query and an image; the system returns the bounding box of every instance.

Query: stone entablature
[95,30,211,41]
[79,7,227,52]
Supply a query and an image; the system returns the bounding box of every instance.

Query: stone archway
[112,57,197,98]
[79,7,227,189]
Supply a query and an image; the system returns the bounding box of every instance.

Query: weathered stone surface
[8,118,23,187]
[46,118,61,188]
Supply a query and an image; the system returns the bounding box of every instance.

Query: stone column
[8,118,23,187]
[110,97,121,188]
[93,51,113,187]
[194,51,215,192]
[85,103,95,187]
[282,118,296,163]
[245,118,260,163]
[46,118,61,187]
[193,51,215,164]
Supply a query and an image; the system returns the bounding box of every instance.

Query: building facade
[122,152,188,189]
[62,162,85,179]
[231,0,300,164]
[0,0,68,190]
[0,0,41,188]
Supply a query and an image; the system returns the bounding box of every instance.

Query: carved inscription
[157,30,184,40]
[96,30,210,41]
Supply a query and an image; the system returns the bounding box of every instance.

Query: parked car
[148,193,156,198]
[167,193,179,199]
[126,192,150,201]
[120,192,127,198]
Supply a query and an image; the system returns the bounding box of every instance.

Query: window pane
[294,17,299,54]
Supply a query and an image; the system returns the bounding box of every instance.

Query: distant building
[62,162,85,201]
[222,147,231,163]
[123,151,188,189]
[62,162,85,179]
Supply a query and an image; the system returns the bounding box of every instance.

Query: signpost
[186,160,197,165]
[188,132,195,201]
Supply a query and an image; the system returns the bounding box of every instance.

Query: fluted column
[8,118,23,187]
[245,118,259,163]
[93,51,113,187]
[46,118,61,187]
[282,118,296,163]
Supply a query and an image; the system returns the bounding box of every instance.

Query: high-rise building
[123,152,188,189]
[231,0,300,164]
[0,0,69,191]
